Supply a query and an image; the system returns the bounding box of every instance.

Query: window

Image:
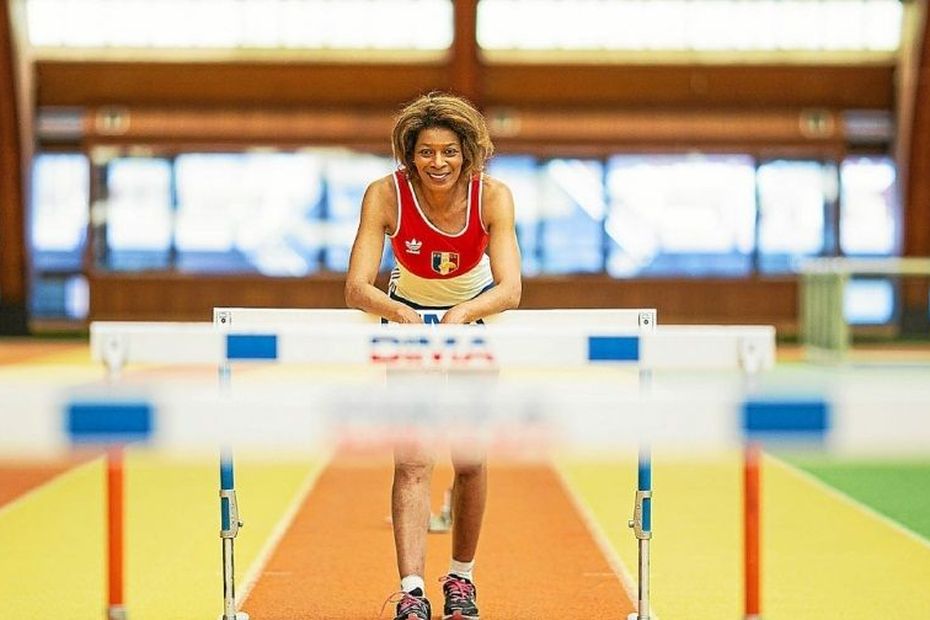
[489,156,606,275]
[27,0,453,51]
[488,155,542,275]
[606,154,756,276]
[29,153,90,319]
[106,157,173,270]
[840,157,899,256]
[30,153,89,271]
[478,0,902,55]
[321,151,395,271]
[538,159,606,273]
[757,160,834,273]
[29,147,912,324]
[174,153,325,274]
[845,278,895,325]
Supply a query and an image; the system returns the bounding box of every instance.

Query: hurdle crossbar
[8,378,930,454]
[212,307,657,329]
[90,322,776,372]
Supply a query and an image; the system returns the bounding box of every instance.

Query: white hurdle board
[212,307,657,329]
[90,321,775,371]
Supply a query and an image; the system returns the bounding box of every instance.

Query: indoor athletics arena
[2,1,929,619]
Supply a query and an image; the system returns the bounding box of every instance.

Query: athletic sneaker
[441,574,479,620]
[390,590,432,620]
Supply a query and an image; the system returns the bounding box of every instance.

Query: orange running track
[243,457,635,619]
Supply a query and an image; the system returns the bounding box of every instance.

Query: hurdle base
[108,605,127,620]
[218,613,249,620]
[627,613,650,620]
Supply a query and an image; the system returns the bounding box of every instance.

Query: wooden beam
[900,0,930,332]
[81,107,397,147]
[74,106,846,154]
[0,0,29,334]
[483,63,894,109]
[450,0,481,103]
[36,60,894,111]
[36,60,447,107]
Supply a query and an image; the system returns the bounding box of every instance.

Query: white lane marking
[551,463,657,619]
[237,453,332,607]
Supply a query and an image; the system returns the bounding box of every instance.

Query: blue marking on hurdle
[220,449,235,531]
[638,448,652,533]
[226,334,278,360]
[65,401,154,444]
[742,397,830,441]
[587,336,639,361]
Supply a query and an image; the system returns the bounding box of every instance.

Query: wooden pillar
[0,0,31,334]
[899,0,930,332]
[450,0,481,105]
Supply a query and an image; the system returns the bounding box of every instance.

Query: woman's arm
[441,177,522,324]
[345,177,422,323]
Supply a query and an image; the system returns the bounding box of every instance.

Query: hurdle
[206,309,774,620]
[86,311,777,620]
[210,307,658,620]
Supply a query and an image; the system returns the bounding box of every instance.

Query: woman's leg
[393,442,436,581]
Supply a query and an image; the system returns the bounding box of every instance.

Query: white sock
[448,558,475,581]
[400,575,425,595]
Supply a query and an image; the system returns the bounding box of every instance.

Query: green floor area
[782,455,930,541]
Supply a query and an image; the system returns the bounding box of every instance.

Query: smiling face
[412,126,464,191]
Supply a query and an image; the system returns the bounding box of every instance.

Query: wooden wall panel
[36,61,447,107]
[88,274,799,334]
[36,60,894,112]
[483,63,894,109]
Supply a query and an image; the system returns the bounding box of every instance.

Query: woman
[345,92,521,620]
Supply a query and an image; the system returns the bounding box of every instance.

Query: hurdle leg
[744,443,762,620]
[220,447,249,620]
[627,446,652,620]
[107,447,127,620]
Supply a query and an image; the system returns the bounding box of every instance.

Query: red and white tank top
[388,170,493,306]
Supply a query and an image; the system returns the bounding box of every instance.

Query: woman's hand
[394,304,424,324]
[440,305,471,324]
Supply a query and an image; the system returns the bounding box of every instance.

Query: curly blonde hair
[391,92,494,179]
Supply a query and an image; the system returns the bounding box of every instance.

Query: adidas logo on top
[405,238,422,254]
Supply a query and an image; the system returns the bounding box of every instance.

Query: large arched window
[27,0,453,51]
[478,0,902,57]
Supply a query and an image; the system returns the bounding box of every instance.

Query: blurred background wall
[2,0,929,337]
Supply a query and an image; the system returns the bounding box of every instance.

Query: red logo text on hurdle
[369,335,496,367]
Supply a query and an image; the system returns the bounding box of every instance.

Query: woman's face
[412,126,464,191]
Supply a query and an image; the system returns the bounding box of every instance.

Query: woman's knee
[394,460,434,485]
[452,459,486,480]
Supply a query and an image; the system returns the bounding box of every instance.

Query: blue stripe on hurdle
[587,336,639,361]
[220,448,235,531]
[226,334,278,360]
[742,398,830,440]
[66,401,154,444]
[638,448,652,533]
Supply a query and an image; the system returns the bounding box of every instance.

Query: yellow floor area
[0,451,322,619]
[558,451,930,619]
